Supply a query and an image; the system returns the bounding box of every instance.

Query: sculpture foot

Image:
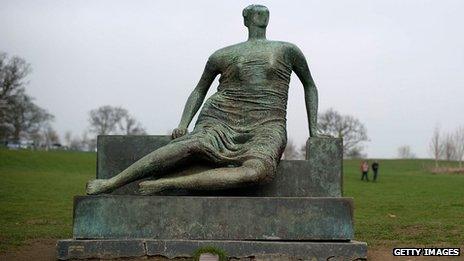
[139,180,169,195]
[86,179,111,195]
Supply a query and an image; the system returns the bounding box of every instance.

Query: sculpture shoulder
[206,42,249,69]
[272,41,305,57]
[209,42,245,59]
[204,43,235,67]
[266,40,300,51]
[270,41,308,66]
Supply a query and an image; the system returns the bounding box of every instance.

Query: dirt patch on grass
[0,239,56,261]
[430,167,464,174]
[394,224,428,237]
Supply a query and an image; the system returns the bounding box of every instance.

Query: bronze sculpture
[86,4,319,195]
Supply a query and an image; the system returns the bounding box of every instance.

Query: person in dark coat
[372,161,379,181]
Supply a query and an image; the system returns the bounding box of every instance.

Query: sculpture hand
[172,127,188,139]
[310,129,332,138]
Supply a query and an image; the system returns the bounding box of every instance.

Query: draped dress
[171,41,294,173]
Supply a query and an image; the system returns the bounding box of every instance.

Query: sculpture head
[242,5,269,28]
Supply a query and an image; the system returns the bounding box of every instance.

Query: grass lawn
[344,159,464,247]
[0,149,463,252]
[0,149,95,251]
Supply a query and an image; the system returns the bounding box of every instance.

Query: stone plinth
[97,135,343,197]
[73,195,354,241]
[57,239,368,260]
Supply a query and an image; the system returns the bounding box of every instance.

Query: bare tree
[43,126,60,149]
[397,145,416,159]
[443,133,457,161]
[453,126,464,168]
[45,126,60,147]
[0,52,54,142]
[26,124,60,150]
[88,105,146,136]
[118,114,146,135]
[317,108,368,157]
[64,131,72,148]
[88,105,124,135]
[429,126,443,168]
[69,135,83,151]
[282,139,301,160]
[63,131,93,151]
[345,147,366,159]
[0,52,30,136]
[0,52,31,101]
[2,92,54,141]
[80,131,96,152]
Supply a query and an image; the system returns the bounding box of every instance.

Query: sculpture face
[243,5,269,28]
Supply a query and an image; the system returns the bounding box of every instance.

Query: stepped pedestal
[57,136,367,260]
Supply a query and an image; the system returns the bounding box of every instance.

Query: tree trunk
[13,122,21,141]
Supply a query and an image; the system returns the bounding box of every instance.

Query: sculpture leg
[86,139,201,195]
[138,159,273,195]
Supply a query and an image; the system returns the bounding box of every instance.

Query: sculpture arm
[174,57,219,138]
[291,45,319,137]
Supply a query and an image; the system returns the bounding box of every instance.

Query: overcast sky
[1,0,463,158]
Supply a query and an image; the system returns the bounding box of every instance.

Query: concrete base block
[73,195,354,241]
[57,239,367,260]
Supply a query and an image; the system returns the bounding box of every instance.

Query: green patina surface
[86,4,320,195]
[73,196,354,240]
[306,137,344,195]
[97,135,172,179]
[97,135,342,197]
[57,239,367,260]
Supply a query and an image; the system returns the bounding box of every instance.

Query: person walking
[360,161,369,181]
[372,161,379,182]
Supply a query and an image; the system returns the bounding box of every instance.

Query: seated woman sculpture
[87,4,319,195]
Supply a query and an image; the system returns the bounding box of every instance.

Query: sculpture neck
[247,26,267,41]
